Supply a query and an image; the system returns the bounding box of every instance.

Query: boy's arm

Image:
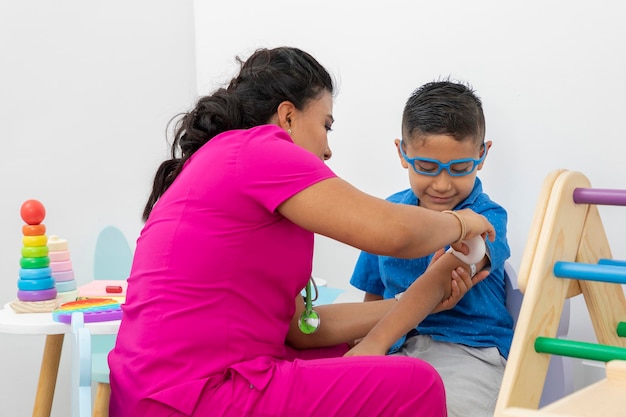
[480,204,510,271]
[344,253,479,356]
[350,250,386,299]
[363,262,482,313]
[285,260,478,349]
[428,246,489,312]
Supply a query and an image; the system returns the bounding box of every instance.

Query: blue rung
[553,261,626,284]
[598,258,626,267]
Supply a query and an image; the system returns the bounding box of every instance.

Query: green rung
[618,322,626,338]
[535,336,626,362]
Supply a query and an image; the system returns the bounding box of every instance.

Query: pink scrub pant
[132,346,447,417]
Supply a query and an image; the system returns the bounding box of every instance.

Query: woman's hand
[344,336,388,357]
[454,208,495,245]
[432,266,489,313]
[427,248,489,313]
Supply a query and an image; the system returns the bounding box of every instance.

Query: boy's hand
[432,266,489,313]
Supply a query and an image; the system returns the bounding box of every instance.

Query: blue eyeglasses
[399,140,486,177]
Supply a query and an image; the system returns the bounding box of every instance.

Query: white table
[0,303,120,417]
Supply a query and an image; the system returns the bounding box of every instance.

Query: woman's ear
[394,139,410,169]
[477,140,493,170]
[276,101,296,131]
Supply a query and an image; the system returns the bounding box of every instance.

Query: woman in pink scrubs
[108,47,495,417]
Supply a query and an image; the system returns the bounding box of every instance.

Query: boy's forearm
[359,254,461,351]
[287,251,486,351]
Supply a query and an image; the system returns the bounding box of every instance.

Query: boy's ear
[394,139,410,169]
[477,140,493,170]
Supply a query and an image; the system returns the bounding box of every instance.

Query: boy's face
[395,134,491,211]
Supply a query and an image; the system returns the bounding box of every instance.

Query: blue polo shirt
[350,178,514,358]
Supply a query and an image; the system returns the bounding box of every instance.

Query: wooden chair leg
[92,383,110,417]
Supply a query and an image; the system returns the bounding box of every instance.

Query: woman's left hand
[431,262,489,313]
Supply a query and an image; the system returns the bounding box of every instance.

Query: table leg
[32,334,64,417]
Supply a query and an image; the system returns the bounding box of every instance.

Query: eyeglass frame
[399,140,487,177]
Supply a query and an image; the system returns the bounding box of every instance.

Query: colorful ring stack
[18,200,57,302]
[48,235,79,301]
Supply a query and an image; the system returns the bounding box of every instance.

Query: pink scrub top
[108,125,337,415]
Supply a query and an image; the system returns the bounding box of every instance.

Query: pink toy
[78,280,127,303]
[47,235,78,301]
[52,270,75,282]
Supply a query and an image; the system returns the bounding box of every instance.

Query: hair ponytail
[142,91,244,221]
[142,158,181,221]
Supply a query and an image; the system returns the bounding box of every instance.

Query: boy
[350,81,513,417]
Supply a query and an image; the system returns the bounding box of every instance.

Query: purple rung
[573,188,626,206]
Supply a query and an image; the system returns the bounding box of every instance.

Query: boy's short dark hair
[402,80,485,144]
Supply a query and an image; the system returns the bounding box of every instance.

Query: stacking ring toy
[19,267,52,279]
[49,250,70,262]
[55,280,77,292]
[20,199,46,225]
[52,270,75,282]
[22,224,46,236]
[17,288,57,302]
[20,256,50,269]
[50,260,72,272]
[47,236,68,252]
[17,277,55,291]
[23,235,48,247]
[21,246,49,258]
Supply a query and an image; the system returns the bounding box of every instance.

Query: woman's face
[289,91,334,161]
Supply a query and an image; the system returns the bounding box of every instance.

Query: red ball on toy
[20,199,46,225]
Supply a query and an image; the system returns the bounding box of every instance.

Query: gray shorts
[391,334,506,417]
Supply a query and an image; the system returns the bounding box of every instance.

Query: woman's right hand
[453,209,495,247]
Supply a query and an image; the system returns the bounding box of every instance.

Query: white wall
[194,0,626,388]
[0,2,196,416]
